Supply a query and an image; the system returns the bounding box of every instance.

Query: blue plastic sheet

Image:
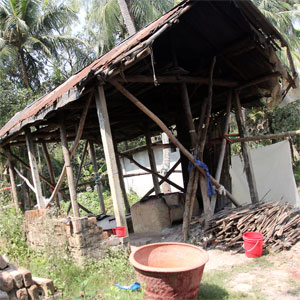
[115,282,141,290]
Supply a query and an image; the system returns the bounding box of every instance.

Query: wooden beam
[95,85,127,229]
[88,140,106,214]
[119,152,184,192]
[145,128,160,195]
[211,91,232,213]
[46,91,93,206]
[14,167,36,193]
[116,75,239,87]
[110,79,240,207]
[237,72,280,90]
[60,121,80,217]
[141,159,181,199]
[5,148,19,211]
[230,129,300,143]
[25,128,45,209]
[41,142,60,208]
[234,91,259,204]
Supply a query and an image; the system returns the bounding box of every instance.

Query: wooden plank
[95,85,127,229]
[88,140,106,214]
[234,91,259,204]
[25,128,45,209]
[60,121,80,218]
[211,91,232,212]
[5,148,19,211]
[110,79,240,207]
[145,128,160,195]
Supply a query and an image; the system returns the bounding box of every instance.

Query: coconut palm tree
[0,0,80,89]
[86,0,181,55]
[252,0,300,69]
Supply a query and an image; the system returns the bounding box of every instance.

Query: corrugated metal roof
[0,0,294,143]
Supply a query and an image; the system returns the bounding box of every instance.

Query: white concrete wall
[120,148,183,197]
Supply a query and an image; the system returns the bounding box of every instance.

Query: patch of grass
[231,256,273,274]
[287,279,300,297]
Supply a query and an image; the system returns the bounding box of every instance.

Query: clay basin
[130,242,209,300]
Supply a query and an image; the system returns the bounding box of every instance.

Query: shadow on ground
[198,283,229,300]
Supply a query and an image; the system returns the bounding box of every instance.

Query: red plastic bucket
[112,226,126,237]
[243,232,264,258]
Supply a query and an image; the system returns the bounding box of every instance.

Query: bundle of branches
[205,202,300,252]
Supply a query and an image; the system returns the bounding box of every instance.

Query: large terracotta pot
[130,242,209,300]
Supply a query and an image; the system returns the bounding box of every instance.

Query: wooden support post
[114,143,131,214]
[75,140,89,188]
[41,142,60,208]
[25,128,45,209]
[145,128,160,195]
[161,132,171,194]
[95,85,127,228]
[60,121,80,217]
[88,140,106,214]
[5,148,19,211]
[110,79,240,207]
[211,91,232,212]
[234,91,259,204]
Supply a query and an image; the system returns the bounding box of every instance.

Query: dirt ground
[130,228,300,300]
[205,241,300,299]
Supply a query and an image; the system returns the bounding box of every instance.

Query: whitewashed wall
[120,148,183,197]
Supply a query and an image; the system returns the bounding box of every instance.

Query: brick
[18,268,32,288]
[27,284,39,300]
[0,256,8,270]
[16,288,28,300]
[0,271,14,292]
[6,267,23,289]
[0,290,9,300]
[32,277,55,297]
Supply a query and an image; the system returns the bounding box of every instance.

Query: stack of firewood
[205,202,300,252]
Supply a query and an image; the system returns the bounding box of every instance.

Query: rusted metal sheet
[0,0,295,143]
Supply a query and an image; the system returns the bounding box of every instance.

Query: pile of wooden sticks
[205,202,300,252]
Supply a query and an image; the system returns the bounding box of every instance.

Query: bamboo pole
[211,91,232,212]
[5,148,19,211]
[110,79,240,207]
[119,152,184,192]
[60,121,80,218]
[88,140,106,214]
[14,166,36,193]
[41,142,60,208]
[145,128,160,195]
[234,90,259,204]
[25,128,45,209]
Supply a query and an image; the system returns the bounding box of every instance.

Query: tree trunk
[118,0,136,35]
[18,48,31,90]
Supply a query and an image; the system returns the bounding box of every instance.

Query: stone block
[6,268,23,289]
[163,192,183,207]
[0,290,8,300]
[0,272,13,292]
[24,210,47,223]
[131,197,171,233]
[18,268,32,288]
[16,288,28,300]
[27,284,39,300]
[0,256,8,270]
[32,277,55,297]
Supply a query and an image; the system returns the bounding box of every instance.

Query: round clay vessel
[129,242,209,300]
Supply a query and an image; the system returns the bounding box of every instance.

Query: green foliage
[0,207,31,263]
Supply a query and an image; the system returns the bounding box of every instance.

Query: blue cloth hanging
[188,158,216,197]
[115,282,141,290]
